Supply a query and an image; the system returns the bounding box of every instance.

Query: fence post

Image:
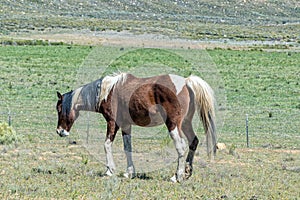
[86,112,90,144]
[246,114,249,148]
[8,111,12,126]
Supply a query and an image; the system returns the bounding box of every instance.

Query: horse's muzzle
[56,128,70,137]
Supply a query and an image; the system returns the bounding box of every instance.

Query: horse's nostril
[56,129,69,137]
[56,129,63,136]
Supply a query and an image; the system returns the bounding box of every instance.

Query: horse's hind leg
[122,125,135,178]
[169,125,187,183]
[182,120,199,179]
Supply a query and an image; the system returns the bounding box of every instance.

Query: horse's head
[56,91,78,137]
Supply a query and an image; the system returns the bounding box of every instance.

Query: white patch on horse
[56,128,69,137]
[169,126,187,182]
[169,127,186,156]
[104,138,116,175]
[61,130,69,137]
[169,74,185,95]
[71,87,82,109]
[100,73,127,102]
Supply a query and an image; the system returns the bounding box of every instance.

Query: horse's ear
[57,91,63,100]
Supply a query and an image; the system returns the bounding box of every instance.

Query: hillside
[1,0,300,41]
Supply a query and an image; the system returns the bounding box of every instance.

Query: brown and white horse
[56,73,216,182]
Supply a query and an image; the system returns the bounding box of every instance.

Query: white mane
[99,73,127,102]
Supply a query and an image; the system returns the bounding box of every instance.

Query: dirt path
[5,30,253,50]
[14,30,212,49]
[7,30,300,51]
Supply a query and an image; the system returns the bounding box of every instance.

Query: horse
[56,73,216,182]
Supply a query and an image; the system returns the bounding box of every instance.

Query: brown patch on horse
[98,74,189,132]
[128,83,180,127]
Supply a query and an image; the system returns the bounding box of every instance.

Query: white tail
[186,75,217,158]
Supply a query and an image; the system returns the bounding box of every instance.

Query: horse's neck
[72,85,97,112]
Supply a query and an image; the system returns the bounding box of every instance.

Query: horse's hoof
[124,166,135,179]
[170,172,185,183]
[185,163,193,179]
[123,172,135,179]
[123,172,129,178]
[105,169,113,176]
[170,175,177,183]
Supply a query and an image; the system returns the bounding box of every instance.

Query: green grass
[104,48,192,77]
[0,122,22,145]
[0,45,299,199]
[209,49,300,148]
[0,45,91,132]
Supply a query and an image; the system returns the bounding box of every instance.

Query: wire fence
[1,46,299,173]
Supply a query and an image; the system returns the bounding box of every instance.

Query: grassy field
[1,1,299,199]
[0,45,299,199]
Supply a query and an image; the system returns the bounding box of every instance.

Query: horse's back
[125,73,186,94]
[117,74,190,128]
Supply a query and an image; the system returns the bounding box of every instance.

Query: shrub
[0,122,22,145]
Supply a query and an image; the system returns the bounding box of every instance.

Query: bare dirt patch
[7,30,300,52]
[240,148,300,154]
[6,30,258,50]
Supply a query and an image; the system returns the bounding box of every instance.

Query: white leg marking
[169,126,187,182]
[104,138,115,175]
[170,127,186,157]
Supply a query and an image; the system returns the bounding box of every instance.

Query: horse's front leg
[122,125,135,178]
[104,121,119,176]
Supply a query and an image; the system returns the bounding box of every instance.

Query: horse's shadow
[97,171,153,180]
